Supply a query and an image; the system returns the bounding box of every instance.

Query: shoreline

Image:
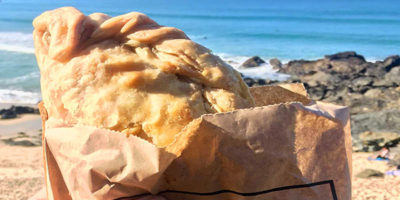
[0,114,42,137]
[0,103,41,138]
[0,51,397,104]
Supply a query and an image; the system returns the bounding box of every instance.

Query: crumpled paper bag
[39,84,351,200]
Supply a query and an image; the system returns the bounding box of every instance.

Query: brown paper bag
[39,84,351,200]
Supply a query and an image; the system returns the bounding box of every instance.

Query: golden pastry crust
[33,7,254,147]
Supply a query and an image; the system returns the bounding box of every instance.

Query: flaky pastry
[33,7,254,146]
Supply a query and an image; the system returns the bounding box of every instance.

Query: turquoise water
[0,0,399,103]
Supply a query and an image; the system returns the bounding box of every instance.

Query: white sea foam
[0,89,41,104]
[236,64,290,81]
[216,53,250,68]
[216,53,290,81]
[0,32,35,54]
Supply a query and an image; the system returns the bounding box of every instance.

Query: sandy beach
[0,114,42,136]
[0,108,399,199]
[352,153,400,199]
[0,103,41,136]
[0,103,44,200]
[0,143,43,200]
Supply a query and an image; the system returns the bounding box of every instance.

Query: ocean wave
[0,89,41,104]
[1,71,40,84]
[216,53,290,80]
[238,64,290,81]
[0,44,35,54]
[215,53,250,68]
[0,32,35,54]
[216,52,291,66]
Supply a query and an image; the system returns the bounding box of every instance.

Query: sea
[0,0,399,104]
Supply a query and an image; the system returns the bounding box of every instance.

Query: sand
[0,104,44,200]
[0,110,399,199]
[352,153,400,199]
[0,114,42,136]
[0,143,44,200]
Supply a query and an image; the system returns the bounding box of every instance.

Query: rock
[0,109,6,116]
[11,106,37,114]
[384,137,400,148]
[353,63,369,74]
[302,71,341,86]
[322,87,348,104]
[352,77,373,87]
[325,51,366,62]
[329,86,399,114]
[353,131,400,152]
[385,67,400,85]
[263,79,279,85]
[304,80,318,88]
[388,146,400,167]
[1,110,17,119]
[328,60,361,74]
[350,77,373,93]
[372,79,394,87]
[356,169,384,178]
[280,60,314,75]
[364,88,383,99]
[269,58,282,69]
[244,78,274,87]
[365,62,385,77]
[242,52,400,146]
[317,52,366,74]
[282,59,333,76]
[240,56,265,68]
[244,78,255,87]
[383,87,400,103]
[307,85,327,100]
[0,106,39,120]
[382,55,400,71]
[348,97,385,114]
[351,109,400,135]
[256,79,266,85]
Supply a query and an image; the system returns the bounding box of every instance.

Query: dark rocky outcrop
[1,110,17,119]
[276,52,399,114]
[0,106,39,119]
[244,78,278,87]
[325,51,364,60]
[240,52,400,152]
[351,110,400,135]
[269,58,282,70]
[240,56,266,68]
[385,67,400,85]
[352,131,400,152]
[379,55,400,72]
